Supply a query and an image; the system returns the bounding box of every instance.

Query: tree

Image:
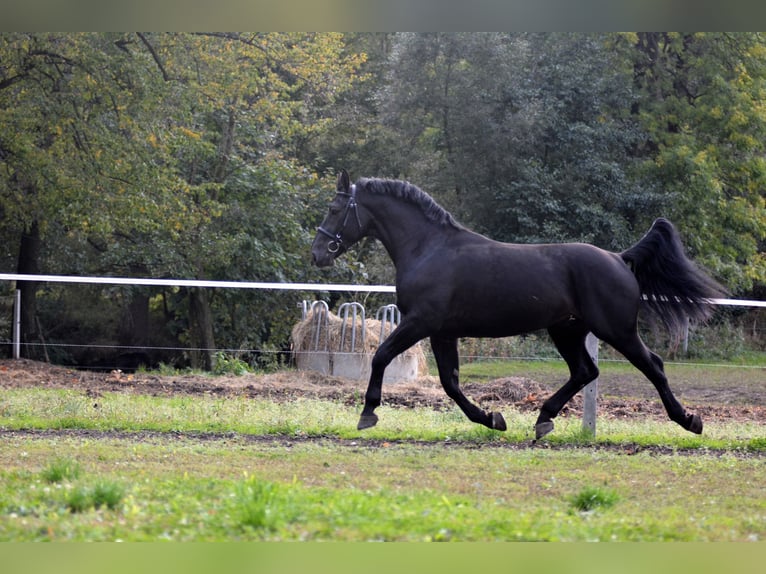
[348,33,764,296]
[0,33,178,358]
[624,32,766,293]
[378,33,646,249]
[0,33,364,367]
[125,33,363,368]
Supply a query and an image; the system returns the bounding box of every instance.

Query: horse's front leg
[357,320,426,430]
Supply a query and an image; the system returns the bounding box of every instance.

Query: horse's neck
[370,203,454,267]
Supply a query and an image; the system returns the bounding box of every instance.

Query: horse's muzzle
[311,248,335,268]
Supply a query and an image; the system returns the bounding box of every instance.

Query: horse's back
[453,237,634,298]
[397,235,639,338]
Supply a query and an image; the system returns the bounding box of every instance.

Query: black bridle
[316,184,362,253]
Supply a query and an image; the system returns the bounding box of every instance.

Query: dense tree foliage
[0,32,363,366]
[624,32,766,292]
[375,33,647,248]
[1,33,763,368]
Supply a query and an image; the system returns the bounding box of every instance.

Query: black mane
[358,177,464,230]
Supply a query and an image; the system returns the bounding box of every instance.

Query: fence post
[582,333,599,436]
[13,289,21,360]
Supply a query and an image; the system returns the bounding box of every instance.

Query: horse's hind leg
[535,321,599,440]
[430,336,506,431]
[609,333,702,434]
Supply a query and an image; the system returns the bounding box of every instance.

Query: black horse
[311,170,727,439]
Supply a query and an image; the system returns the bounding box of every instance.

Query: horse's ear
[337,169,350,193]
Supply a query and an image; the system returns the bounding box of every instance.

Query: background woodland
[1,33,763,368]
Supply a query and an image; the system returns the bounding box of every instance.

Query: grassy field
[1,371,766,542]
[458,357,766,398]
[2,431,765,542]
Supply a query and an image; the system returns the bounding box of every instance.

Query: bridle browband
[316,183,362,253]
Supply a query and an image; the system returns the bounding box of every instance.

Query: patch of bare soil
[1,358,765,427]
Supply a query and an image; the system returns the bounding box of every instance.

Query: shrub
[213,352,252,376]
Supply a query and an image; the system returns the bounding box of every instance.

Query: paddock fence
[1,273,764,436]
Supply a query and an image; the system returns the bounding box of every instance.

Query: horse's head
[312,169,366,267]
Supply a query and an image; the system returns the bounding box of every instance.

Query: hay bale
[291,308,428,378]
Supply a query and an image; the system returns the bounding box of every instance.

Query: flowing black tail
[620,218,728,336]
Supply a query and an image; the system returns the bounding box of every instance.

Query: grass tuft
[92,481,125,510]
[66,486,93,513]
[41,457,81,483]
[235,477,282,531]
[569,485,620,513]
[66,480,125,513]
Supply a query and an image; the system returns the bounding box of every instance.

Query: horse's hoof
[535,421,554,440]
[490,411,507,431]
[687,413,703,434]
[357,414,379,430]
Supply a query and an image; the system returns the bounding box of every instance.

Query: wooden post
[582,333,599,436]
[13,289,20,359]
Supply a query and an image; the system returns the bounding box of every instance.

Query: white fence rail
[0,273,395,362]
[2,273,763,362]
[0,273,397,293]
[2,272,762,305]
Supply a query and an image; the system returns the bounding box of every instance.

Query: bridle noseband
[317,183,361,253]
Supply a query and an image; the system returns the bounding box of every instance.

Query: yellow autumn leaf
[179,127,201,140]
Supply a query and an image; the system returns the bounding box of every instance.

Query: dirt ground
[1,358,764,426]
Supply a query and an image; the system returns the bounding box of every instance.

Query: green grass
[235,477,282,531]
[1,434,765,541]
[65,481,125,514]
[1,379,766,541]
[457,356,766,381]
[2,386,766,451]
[41,457,81,483]
[569,485,620,513]
[90,481,125,511]
[2,385,766,452]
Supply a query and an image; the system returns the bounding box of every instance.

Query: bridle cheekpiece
[316,183,361,254]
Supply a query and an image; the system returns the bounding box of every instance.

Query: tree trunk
[188,287,216,371]
[118,265,151,350]
[16,220,43,360]
[117,283,151,371]
[119,290,150,347]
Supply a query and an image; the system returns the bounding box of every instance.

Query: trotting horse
[311,170,727,439]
